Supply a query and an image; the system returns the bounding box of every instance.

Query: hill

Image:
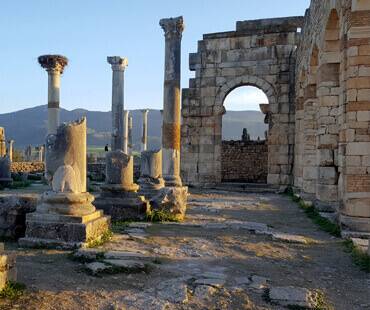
[0,105,267,150]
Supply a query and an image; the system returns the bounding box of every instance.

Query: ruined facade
[182,0,370,235]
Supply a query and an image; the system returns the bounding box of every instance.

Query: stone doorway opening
[221,85,269,184]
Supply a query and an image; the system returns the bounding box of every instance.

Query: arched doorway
[221,86,269,183]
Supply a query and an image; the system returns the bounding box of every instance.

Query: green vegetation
[286,188,341,237]
[86,230,113,248]
[8,180,32,189]
[146,209,180,223]
[343,240,370,273]
[0,281,26,300]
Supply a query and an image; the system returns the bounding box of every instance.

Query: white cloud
[223,86,268,111]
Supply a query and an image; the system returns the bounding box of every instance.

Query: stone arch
[215,75,277,109]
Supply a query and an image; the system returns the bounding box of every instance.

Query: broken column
[151,16,188,220]
[38,55,68,135]
[94,151,148,221]
[19,118,110,249]
[123,110,129,154]
[141,109,149,152]
[0,243,16,290]
[25,145,32,162]
[7,140,14,162]
[107,56,128,151]
[138,149,165,199]
[128,115,133,154]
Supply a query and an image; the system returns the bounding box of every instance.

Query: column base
[150,186,188,221]
[19,191,111,249]
[94,184,149,221]
[138,177,165,200]
[163,175,183,187]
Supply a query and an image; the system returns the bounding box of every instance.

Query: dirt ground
[0,189,369,310]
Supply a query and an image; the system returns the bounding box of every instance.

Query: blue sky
[0,0,310,113]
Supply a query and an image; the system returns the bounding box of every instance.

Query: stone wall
[182,16,303,186]
[293,0,370,235]
[11,162,44,173]
[221,140,267,183]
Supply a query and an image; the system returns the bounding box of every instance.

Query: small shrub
[343,240,370,273]
[86,230,113,248]
[0,281,26,300]
[146,209,179,223]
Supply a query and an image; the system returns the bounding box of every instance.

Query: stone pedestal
[19,118,110,249]
[138,149,165,199]
[94,151,149,221]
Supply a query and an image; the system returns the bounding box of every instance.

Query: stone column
[128,115,133,154]
[107,56,128,151]
[123,110,129,154]
[160,16,184,187]
[19,118,110,249]
[7,140,14,162]
[0,128,6,157]
[38,55,68,135]
[141,109,149,152]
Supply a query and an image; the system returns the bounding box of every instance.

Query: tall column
[160,16,184,187]
[141,109,149,151]
[107,56,128,151]
[128,115,133,154]
[38,55,68,135]
[7,140,14,162]
[123,110,129,154]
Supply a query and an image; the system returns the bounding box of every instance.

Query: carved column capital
[107,56,128,71]
[160,16,185,40]
[38,55,68,74]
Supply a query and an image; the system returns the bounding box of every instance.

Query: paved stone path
[1,189,369,309]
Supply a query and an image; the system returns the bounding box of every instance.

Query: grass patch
[146,209,180,223]
[8,180,31,189]
[86,230,113,248]
[286,189,341,237]
[298,200,341,237]
[0,281,26,300]
[343,240,370,273]
[111,221,133,233]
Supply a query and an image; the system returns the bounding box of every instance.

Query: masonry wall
[182,17,303,186]
[294,0,370,235]
[221,140,267,183]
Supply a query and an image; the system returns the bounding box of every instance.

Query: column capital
[38,55,68,74]
[159,16,185,40]
[107,56,128,71]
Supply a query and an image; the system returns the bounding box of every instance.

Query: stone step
[209,183,278,193]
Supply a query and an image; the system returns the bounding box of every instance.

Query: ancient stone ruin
[181,0,370,236]
[20,118,110,248]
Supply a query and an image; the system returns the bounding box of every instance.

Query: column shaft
[123,110,129,154]
[160,16,184,187]
[141,110,149,151]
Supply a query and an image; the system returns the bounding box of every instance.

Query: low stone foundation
[221,140,268,183]
[11,162,44,173]
[0,194,38,239]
